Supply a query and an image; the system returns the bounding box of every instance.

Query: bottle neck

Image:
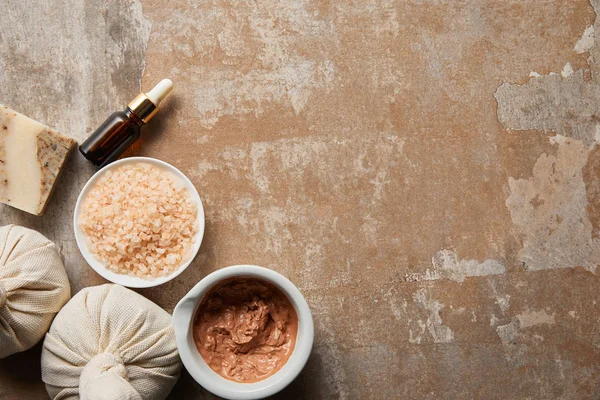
[125,108,145,127]
[126,93,158,123]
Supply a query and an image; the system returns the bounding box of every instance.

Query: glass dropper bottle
[79,79,173,168]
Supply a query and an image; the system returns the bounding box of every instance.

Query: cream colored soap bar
[0,105,76,215]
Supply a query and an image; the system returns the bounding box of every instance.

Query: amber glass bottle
[79,79,173,168]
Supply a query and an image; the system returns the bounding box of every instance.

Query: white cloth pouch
[0,224,71,359]
[41,283,182,400]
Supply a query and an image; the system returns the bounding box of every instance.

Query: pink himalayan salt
[80,162,198,279]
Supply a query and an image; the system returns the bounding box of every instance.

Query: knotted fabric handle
[0,282,6,308]
[79,353,142,400]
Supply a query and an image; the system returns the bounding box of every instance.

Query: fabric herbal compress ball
[41,284,182,400]
[0,224,71,359]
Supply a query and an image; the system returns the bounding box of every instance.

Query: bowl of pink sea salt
[74,157,205,288]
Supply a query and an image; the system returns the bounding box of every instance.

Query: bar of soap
[0,105,76,215]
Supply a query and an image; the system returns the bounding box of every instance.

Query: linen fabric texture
[41,284,182,400]
[0,224,71,359]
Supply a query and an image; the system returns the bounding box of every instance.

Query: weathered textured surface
[1,0,600,399]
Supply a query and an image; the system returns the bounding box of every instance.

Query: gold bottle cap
[127,93,158,123]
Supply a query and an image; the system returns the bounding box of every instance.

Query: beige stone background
[1,0,600,398]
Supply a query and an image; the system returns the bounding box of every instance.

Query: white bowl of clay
[173,265,314,400]
[74,156,205,288]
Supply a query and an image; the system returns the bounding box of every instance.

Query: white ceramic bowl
[173,265,314,400]
[73,156,205,288]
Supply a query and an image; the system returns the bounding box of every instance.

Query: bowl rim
[73,156,205,288]
[173,265,314,400]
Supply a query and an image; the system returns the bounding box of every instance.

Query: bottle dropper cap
[146,79,173,106]
[127,79,174,123]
